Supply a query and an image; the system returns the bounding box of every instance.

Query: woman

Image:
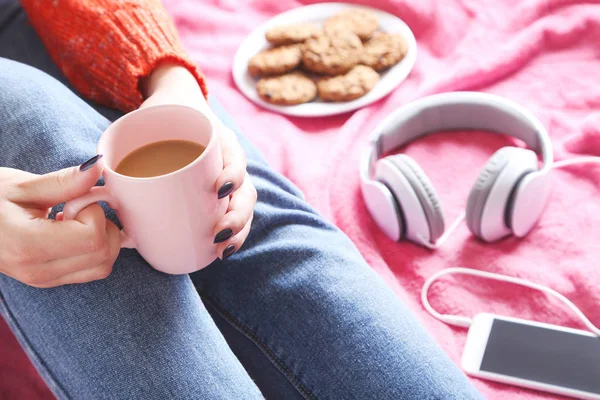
[0,1,482,398]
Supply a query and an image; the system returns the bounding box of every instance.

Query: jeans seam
[200,293,318,400]
[0,289,70,400]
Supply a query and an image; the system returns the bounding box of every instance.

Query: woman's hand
[140,63,257,259]
[0,159,121,288]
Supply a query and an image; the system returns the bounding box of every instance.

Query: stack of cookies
[248,8,408,106]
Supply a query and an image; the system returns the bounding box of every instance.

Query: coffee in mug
[115,140,206,178]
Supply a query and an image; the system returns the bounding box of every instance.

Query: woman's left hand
[140,63,257,259]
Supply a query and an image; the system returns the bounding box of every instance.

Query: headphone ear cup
[377,155,445,243]
[466,147,514,239]
[361,177,405,242]
[466,147,538,241]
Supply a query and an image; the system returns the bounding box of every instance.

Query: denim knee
[1,58,62,109]
[0,57,103,118]
[0,58,108,172]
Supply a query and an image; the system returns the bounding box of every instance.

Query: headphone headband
[363,92,553,180]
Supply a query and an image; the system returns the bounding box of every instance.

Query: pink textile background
[164,0,600,398]
[2,0,599,399]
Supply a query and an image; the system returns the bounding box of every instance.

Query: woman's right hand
[0,158,121,288]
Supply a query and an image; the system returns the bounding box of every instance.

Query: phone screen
[480,319,600,394]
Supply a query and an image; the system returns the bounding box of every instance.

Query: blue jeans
[0,3,482,399]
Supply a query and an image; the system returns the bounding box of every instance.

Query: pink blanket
[164,0,600,398]
[3,0,599,399]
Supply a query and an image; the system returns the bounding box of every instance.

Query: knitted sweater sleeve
[19,0,208,112]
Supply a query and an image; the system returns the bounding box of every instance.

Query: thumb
[14,154,103,207]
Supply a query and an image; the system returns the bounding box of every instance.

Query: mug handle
[63,186,135,249]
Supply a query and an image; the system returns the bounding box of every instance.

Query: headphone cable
[421,267,600,335]
[417,212,466,250]
[552,156,600,169]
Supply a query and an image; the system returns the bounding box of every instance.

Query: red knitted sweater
[20,0,208,112]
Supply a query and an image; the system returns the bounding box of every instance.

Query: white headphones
[360,92,554,247]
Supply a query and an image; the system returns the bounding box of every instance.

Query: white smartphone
[461,313,600,399]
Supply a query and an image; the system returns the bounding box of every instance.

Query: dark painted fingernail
[218,182,234,199]
[214,228,233,243]
[80,154,103,171]
[223,244,236,259]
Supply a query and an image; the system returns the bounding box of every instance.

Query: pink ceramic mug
[63,105,228,274]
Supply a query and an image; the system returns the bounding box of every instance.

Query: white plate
[232,2,418,117]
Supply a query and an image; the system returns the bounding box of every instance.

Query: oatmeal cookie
[248,44,302,77]
[301,31,363,75]
[256,72,317,105]
[265,23,322,45]
[317,65,379,101]
[324,8,379,41]
[361,32,407,71]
